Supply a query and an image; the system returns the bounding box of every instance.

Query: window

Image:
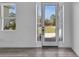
[37,3,42,41]
[0,4,16,31]
[0,6,2,30]
[0,6,1,18]
[58,3,64,41]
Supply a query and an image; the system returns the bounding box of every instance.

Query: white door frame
[41,2,59,46]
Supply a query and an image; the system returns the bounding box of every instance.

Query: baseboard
[72,48,79,57]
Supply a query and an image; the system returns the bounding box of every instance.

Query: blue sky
[9,4,16,14]
[45,6,55,20]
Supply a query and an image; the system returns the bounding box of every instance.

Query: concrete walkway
[45,33,56,38]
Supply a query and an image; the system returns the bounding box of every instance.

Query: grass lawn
[45,26,56,33]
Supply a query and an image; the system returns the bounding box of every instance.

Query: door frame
[41,2,59,46]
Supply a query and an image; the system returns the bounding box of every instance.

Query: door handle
[42,27,44,35]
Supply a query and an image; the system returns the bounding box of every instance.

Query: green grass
[44,26,56,33]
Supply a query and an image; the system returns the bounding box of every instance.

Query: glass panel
[0,18,2,30]
[4,18,16,30]
[37,3,42,41]
[59,3,64,41]
[44,5,56,41]
[0,6,1,30]
[4,4,16,17]
[0,6,1,18]
[4,4,16,30]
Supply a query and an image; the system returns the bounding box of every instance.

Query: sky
[45,6,56,20]
[9,4,16,14]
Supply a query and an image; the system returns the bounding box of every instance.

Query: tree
[50,14,56,26]
[44,19,50,26]
[9,12,16,17]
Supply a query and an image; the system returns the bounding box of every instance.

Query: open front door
[41,3,59,46]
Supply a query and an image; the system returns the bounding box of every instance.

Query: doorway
[37,2,64,47]
[41,3,58,46]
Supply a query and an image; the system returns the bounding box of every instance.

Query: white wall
[59,3,72,48]
[37,2,72,48]
[0,2,73,48]
[0,2,36,47]
[72,2,79,56]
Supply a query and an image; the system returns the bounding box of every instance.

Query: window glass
[4,4,16,30]
[4,5,16,17]
[4,18,16,30]
[0,6,2,30]
[0,6,1,18]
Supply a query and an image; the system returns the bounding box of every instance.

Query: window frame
[0,3,16,31]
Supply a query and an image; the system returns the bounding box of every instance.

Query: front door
[41,3,59,46]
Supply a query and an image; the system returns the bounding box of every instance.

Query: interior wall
[59,2,72,48]
[0,2,36,47]
[36,2,73,48]
[0,2,73,48]
[72,2,79,56]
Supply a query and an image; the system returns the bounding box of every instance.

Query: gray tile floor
[0,47,77,57]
